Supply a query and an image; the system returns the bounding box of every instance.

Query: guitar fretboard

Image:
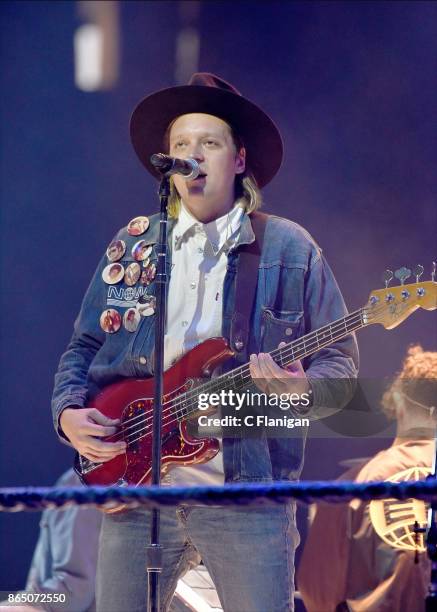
[173,308,365,422]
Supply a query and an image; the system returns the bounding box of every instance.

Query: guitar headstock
[363,264,437,329]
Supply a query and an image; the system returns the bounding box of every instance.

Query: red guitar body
[75,338,234,492]
[72,278,436,510]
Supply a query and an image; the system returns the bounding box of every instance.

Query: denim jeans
[96,503,299,612]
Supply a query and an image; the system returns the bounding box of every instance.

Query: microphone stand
[146,174,170,612]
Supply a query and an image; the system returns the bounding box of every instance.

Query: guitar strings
[124,320,365,447]
[80,301,390,468]
[119,308,365,425]
[99,307,365,449]
[96,302,387,454]
[119,316,360,444]
[101,306,371,451]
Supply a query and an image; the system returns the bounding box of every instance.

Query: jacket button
[139,356,147,365]
[285,328,293,336]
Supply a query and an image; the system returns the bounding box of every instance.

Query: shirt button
[190,282,196,289]
[139,356,147,365]
[197,247,204,254]
[182,320,188,327]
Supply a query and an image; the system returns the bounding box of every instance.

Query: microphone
[150,153,200,180]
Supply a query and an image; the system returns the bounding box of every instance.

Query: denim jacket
[52,211,358,482]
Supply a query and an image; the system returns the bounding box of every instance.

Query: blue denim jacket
[52,211,358,482]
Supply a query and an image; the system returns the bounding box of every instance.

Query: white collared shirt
[164,201,244,369]
[162,202,244,486]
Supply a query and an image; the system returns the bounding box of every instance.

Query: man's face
[168,113,245,222]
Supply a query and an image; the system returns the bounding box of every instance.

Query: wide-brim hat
[130,73,283,188]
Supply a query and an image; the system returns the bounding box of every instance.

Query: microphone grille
[150,153,167,168]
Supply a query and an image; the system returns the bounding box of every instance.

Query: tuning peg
[394,267,411,285]
[383,269,393,288]
[432,261,436,282]
[413,264,424,283]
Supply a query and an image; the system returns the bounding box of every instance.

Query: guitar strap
[229,210,269,357]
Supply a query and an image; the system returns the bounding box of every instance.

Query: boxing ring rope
[1,479,436,512]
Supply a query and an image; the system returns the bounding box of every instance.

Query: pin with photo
[127,216,150,236]
[140,262,157,285]
[132,240,153,262]
[124,262,141,286]
[106,239,126,262]
[100,308,122,333]
[136,294,156,317]
[123,308,141,332]
[102,262,125,285]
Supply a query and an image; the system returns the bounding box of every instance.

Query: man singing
[52,73,358,612]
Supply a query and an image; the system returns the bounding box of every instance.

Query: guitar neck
[275,307,364,367]
[179,308,365,421]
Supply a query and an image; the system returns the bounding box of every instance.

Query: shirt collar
[174,201,246,255]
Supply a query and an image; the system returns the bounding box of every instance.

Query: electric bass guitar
[75,275,436,498]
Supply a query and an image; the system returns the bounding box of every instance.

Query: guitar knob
[385,293,395,303]
[401,289,410,300]
[417,287,426,297]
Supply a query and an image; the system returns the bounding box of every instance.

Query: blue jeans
[96,504,299,612]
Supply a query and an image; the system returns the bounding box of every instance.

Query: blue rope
[1,479,436,512]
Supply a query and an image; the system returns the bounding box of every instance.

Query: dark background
[1,0,436,595]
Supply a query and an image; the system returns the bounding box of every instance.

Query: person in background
[298,345,437,612]
[0,469,102,612]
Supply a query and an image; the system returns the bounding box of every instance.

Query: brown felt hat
[130,73,283,188]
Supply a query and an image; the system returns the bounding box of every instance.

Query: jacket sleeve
[51,252,108,443]
[25,504,102,612]
[302,253,359,419]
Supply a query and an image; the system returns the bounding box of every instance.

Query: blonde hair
[163,117,263,218]
[381,345,437,420]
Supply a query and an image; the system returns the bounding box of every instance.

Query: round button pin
[127,216,150,236]
[140,262,157,285]
[106,239,126,262]
[124,262,141,286]
[123,308,141,332]
[136,294,156,317]
[102,262,125,285]
[100,308,122,334]
[132,241,153,262]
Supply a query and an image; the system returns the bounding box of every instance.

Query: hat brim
[130,85,283,188]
